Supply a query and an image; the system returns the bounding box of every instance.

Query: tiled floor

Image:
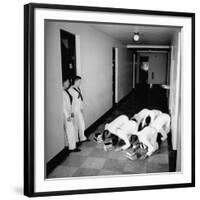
[48,85,170,178]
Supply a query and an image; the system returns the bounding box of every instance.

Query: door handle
[152,72,154,79]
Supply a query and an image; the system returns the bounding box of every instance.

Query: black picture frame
[24,3,195,197]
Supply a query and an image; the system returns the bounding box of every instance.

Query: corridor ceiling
[90,24,180,45]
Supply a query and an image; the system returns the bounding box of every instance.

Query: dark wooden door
[60,29,76,83]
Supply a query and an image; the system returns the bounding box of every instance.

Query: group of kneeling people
[95,109,171,160]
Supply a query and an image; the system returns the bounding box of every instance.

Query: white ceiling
[90,24,180,45]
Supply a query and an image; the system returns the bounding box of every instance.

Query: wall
[117,48,133,101]
[169,30,181,170]
[148,53,167,84]
[45,21,133,162]
[135,52,167,85]
[169,30,181,149]
[45,21,65,163]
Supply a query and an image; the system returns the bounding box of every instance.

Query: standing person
[69,76,88,145]
[63,78,80,152]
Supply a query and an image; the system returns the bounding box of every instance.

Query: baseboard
[168,150,177,172]
[46,147,69,176]
[167,131,177,172]
[85,107,114,137]
[117,89,134,107]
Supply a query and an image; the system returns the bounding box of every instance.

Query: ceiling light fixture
[133,32,140,41]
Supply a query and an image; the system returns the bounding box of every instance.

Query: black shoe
[70,148,81,153]
[68,148,81,153]
[72,148,81,152]
[77,142,82,147]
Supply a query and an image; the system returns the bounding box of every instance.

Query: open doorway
[138,56,149,86]
[135,51,169,88]
[60,29,76,82]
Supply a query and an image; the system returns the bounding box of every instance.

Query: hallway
[48,85,170,178]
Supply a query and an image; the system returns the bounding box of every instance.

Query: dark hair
[102,130,110,141]
[131,118,137,122]
[130,135,139,145]
[118,139,126,147]
[138,122,143,131]
[63,77,72,86]
[72,76,82,85]
[145,115,151,126]
[156,132,162,149]
[110,134,119,146]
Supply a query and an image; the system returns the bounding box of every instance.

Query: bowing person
[131,108,162,130]
[63,78,80,152]
[103,115,138,151]
[69,76,88,145]
[133,113,170,158]
[150,113,171,141]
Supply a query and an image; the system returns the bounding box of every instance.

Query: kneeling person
[102,115,138,151]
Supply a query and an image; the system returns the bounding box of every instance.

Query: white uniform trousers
[137,126,159,156]
[116,120,138,150]
[64,117,76,150]
[151,113,170,141]
[73,111,87,142]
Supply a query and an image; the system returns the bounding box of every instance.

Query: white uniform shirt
[105,115,138,150]
[133,109,149,124]
[105,115,129,134]
[133,109,162,127]
[63,89,72,118]
[69,86,83,113]
[151,113,170,140]
[137,126,158,156]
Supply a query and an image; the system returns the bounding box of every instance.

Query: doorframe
[132,53,136,88]
[60,29,77,81]
[112,47,118,106]
[75,35,81,76]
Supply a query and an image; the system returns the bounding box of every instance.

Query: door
[148,53,168,84]
[60,29,76,82]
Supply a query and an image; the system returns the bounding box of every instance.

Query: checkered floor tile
[48,138,169,178]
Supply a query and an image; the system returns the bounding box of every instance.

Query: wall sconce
[133,32,140,41]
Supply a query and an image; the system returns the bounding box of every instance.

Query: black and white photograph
[24,3,195,197]
[45,21,181,178]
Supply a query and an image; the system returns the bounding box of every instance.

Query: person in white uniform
[103,115,138,151]
[63,78,80,152]
[131,108,162,130]
[134,112,170,158]
[104,115,129,135]
[136,126,159,158]
[150,113,171,141]
[69,76,88,145]
[132,108,149,125]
